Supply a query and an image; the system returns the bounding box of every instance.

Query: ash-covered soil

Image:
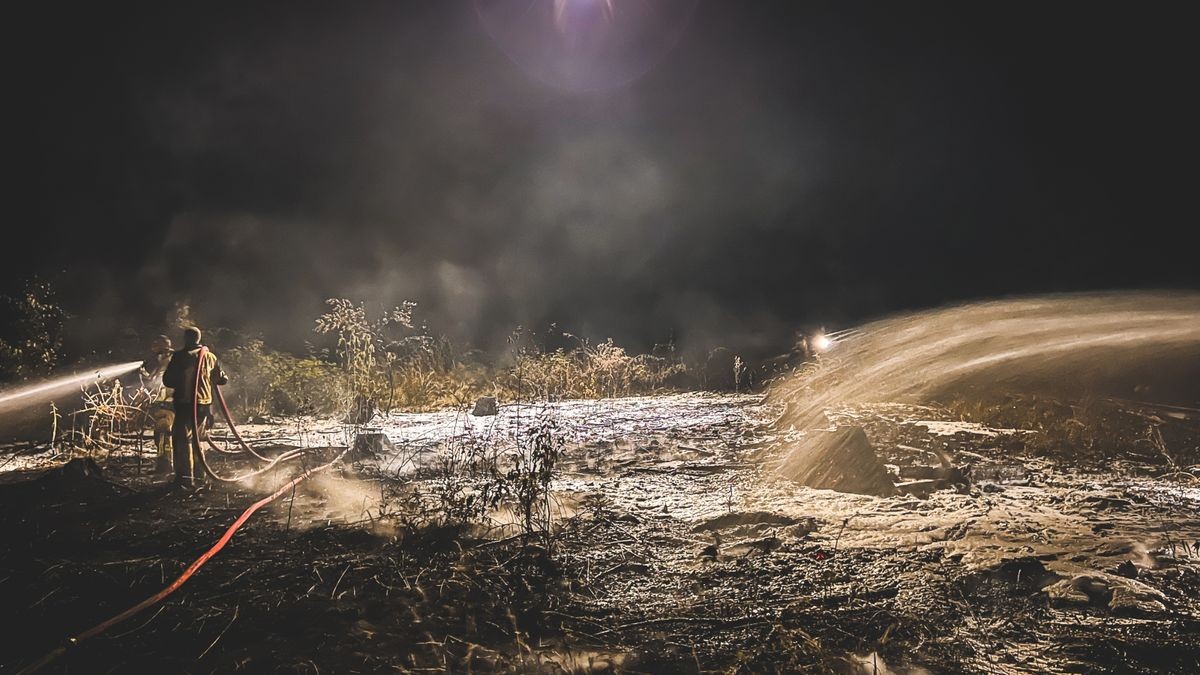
[2,393,1198,673]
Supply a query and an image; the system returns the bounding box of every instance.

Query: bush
[210,332,694,417]
[506,416,566,542]
[222,340,346,417]
[503,339,686,401]
[314,298,416,414]
[0,279,66,382]
[214,298,693,417]
[424,411,566,544]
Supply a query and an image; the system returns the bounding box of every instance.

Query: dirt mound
[691,511,801,532]
[1044,572,1169,615]
[779,426,897,496]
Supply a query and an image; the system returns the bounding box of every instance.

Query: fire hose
[192,346,310,482]
[206,374,278,462]
[16,349,350,674]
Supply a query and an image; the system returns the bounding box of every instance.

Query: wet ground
[2,393,1198,673]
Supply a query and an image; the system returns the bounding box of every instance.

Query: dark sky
[4,1,1196,358]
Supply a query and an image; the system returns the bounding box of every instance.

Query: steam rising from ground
[773,292,1200,430]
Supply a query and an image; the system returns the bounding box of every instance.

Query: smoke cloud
[6,2,1197,361]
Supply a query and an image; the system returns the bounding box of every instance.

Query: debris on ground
[2,393,1198,673]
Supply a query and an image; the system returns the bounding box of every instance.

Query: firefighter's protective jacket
[163,347,228,405]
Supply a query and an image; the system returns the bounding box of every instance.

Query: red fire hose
[207,371,278,463]
[191,347,308,482]
[16,348,350,674]
[16,447,346,674]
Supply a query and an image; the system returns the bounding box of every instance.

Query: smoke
[125,10,827,357]
[9,3,1198,361]
[291,472,385,532]
[136,127,680,352]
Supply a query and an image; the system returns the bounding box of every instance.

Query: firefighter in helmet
[139,334,176,474]
[162,327,228,485]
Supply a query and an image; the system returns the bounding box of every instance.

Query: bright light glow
[813,334,833,352]
[477,0,697,92]
[554,0,615,31]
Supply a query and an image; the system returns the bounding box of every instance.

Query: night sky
[5,1,1196,358]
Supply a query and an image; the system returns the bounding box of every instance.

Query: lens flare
[476,0,698,92]
[554,0,615,32]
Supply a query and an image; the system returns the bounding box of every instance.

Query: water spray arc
[773,292,1200,435]
[0,362,143,416]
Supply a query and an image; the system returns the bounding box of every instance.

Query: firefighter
[162,326,228,485]
[139,334,173,384]
[139,335,176,474]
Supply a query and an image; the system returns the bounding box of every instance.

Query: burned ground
[2,394,1199,673]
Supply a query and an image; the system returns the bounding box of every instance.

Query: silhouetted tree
[0,279,67,382]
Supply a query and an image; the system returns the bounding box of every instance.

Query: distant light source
[554,0,614,32]
[476,0,697,92]
[813,334,833,352]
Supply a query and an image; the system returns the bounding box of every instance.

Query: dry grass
[502,338,686,403]
[938,390,1200,466]
[218,328,692,418]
